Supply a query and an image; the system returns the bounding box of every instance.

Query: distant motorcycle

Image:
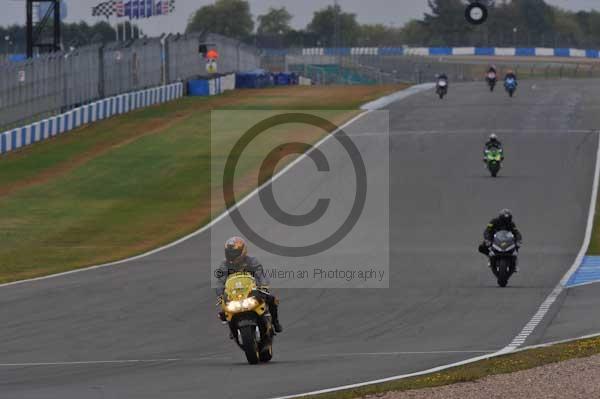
[484,147,503,177]
[487,230,519,287]
[486,71,497,91]
[504,77,517,97]
[436,79,448,99]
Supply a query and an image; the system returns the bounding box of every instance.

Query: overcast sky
[1,0,599,37]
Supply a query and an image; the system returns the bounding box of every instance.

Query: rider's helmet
[507,69,514,75]
[225,236,247,264]
[489,133,498,142]
[499,209,513,223]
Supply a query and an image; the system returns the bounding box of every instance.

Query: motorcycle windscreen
[493,230,515,248]
[224,274,256,301]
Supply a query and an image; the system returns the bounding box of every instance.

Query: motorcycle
[221,272,275,364]
[504,77,517,97]
[487,230,519,287]
[484,147,503,177]
[486,71,497,91]
[436,79,448,99]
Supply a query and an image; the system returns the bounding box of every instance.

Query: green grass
[0,85,405,283]
[296,335,600,399]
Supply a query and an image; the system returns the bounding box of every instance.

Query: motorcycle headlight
[242,297,258,309]
[226,301,243,312]
[226,298,258,313]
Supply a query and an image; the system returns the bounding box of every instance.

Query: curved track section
[1,80,600,398]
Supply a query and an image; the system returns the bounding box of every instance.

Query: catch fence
[0,33,259,129]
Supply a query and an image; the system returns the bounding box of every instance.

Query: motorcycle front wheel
[496,258,511,287]
[239,325,260,364]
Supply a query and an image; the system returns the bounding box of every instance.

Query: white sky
[1,0,599,37]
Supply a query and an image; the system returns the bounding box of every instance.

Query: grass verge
[296,335,600,399]
[0,84,406,283]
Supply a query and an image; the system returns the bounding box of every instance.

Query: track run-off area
[2,79,600,398]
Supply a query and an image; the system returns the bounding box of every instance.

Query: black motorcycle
[487,230,518,287]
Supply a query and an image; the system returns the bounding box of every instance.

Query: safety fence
[0,82,182,155]
[0,33,259,130]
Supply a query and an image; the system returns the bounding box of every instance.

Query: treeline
[187,0,600,49]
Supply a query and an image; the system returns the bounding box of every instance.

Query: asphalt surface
[1,79,600,399]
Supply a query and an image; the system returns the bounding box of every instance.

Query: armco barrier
[0,82,183,156]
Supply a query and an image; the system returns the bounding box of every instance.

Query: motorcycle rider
[216,236,283,333]
[479,209,523,272]
[437,73,449,86]
[483,133,504,162]
[504,69,518,85]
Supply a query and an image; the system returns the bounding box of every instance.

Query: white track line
[0,84,434,290]
[269,132,600,399]
[0,356,228,367]
[320,350,496,357]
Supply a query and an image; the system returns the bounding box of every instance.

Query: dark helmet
[489,133,498,141]
[224,236,247,263]
[499,208,512,223]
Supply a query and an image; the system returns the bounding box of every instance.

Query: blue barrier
[429,47,452,56]
[188,79,210,96]
[379,47,404,56]
[289,46,600,59]
[273,72,298,86]
[516,47,535,56]
[236,69,273,89]
[554,48,570,57]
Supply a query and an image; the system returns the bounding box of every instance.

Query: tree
[358,24,403,46]
[257,7,292,36]
[422,0,472,46]
[307,4,360,47]
[399,20,431,46]
[186,0,254,41]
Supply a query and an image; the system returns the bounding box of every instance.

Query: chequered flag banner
[92,0,116,18]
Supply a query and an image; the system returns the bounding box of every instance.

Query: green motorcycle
[484,148,503,177]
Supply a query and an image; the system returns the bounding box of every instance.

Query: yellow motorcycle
[221,272,275,364]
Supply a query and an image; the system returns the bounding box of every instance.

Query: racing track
[2,79,600,398]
